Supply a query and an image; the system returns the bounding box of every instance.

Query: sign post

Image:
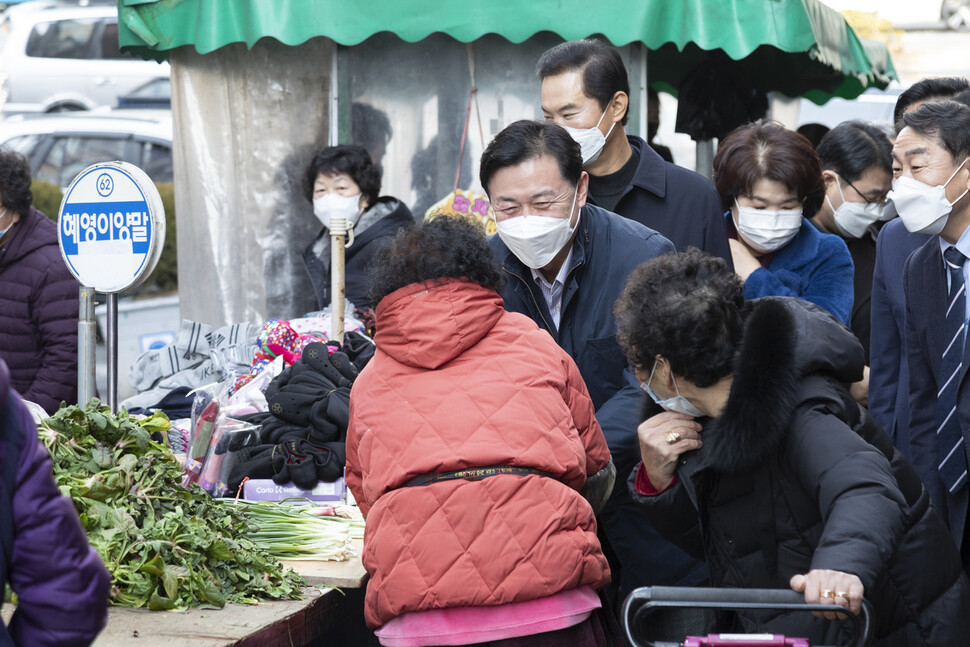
[57,162,165,412]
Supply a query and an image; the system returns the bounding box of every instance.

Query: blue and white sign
[58,162,165,293]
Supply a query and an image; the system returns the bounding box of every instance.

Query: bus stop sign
[57,161,165,293]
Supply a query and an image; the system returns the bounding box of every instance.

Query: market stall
[116,0,897,328]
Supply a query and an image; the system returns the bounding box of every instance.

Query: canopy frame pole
[696,139,714,179]
[329,39,339,147]
[639,42,648,140]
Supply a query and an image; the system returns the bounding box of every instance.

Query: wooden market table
[4,540,369,647]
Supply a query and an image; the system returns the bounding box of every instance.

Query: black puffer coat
[629,297,970,646]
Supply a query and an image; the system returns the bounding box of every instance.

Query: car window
[2,134,43,158]
[140,141,173,183]
[37,135,129,187]
[25,18,98,59]
[94,20,130,60]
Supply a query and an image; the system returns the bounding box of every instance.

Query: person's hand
[729,238,762,281]
[850,365,870,406]
[637,412,703,490]
[790,570,864,619]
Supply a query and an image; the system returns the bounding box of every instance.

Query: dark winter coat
[488,205,709,596]
[0,207,79,414]
[303,197,412,311]
[597,136,732,266]
[630,297,970,646]
[0,359,110,645]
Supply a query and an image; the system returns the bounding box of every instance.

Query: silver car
[0,108,173,188]
[0,1,169,116]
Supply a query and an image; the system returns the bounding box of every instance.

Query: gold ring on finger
[665,431,682,445]
[820,589,835,599]
[836,591,850,601]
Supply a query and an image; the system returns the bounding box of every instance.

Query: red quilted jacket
[346,278,612,628]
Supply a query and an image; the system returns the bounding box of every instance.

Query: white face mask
[733,198,803,254]
[641,360,704,418]
[313,193,363,229]
[827,177,885,239]
[0,208,9,239]
[560,109,616,166]
[495,189,579,270]
[886,158,970,236]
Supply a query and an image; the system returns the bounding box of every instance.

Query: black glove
[343,331,376,370]
[326,387,352,433]
[303,343,357,388]
[271,440,347,489]
[259,417,310,444]
[308,399,341,443]
[225,444,276,495]
[267,370,337,426]
[272,440,321,490]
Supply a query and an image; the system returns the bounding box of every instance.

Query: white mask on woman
[641,360,705,418]
[560,109,616,166]
[495,189,579,270]
[886,158,970,236]
[733,198,803,254]
[827,176,884,239]
[313,193,363,229]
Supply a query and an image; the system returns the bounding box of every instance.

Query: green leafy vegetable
[38,400,304,610]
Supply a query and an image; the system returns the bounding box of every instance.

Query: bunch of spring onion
[229,500,365,561]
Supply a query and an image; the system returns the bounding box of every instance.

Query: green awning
[118,0,897,102]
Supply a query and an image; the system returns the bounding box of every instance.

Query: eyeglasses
[840,175,887,206]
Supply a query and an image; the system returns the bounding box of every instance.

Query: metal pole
[639,43,648,140]
[330,40,339,147]
[106,292,119,413]
[330,216,348,344]
[696,139,715,180]
[77,286,97,405]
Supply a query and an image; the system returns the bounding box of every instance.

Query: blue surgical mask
[641,359,705,418]
[0,209,9,239]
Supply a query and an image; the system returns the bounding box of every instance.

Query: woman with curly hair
[615,249,970,646]
[714,121,854,325]
[0,149,79,414]
[346,216,615,646]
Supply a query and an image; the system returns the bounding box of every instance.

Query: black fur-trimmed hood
[702,298,865,473]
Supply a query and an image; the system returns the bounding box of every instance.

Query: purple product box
[242,478,346,502]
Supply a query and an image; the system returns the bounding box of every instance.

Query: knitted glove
[272,440,321,490]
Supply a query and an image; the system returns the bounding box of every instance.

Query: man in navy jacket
[538,40,732,267]
[898,101,970,571]
[481,121,706,605]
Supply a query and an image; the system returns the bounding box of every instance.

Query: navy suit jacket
[904,235,970,546]
[869,218,929,459]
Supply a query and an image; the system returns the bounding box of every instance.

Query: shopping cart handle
[622,586,872,647]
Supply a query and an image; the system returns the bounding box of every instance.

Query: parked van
[0,1,169,116]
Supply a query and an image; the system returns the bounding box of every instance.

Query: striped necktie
[939,245,968,494]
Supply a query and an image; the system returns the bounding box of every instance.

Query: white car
[0,108,173,188]
[0,1,169,116]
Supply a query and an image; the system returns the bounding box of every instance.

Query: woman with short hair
[715,121,854,325]
[346,216,615,646]
[302,144,412,312]
[616,249,970,646]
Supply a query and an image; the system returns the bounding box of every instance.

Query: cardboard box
[242,478,346,502]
